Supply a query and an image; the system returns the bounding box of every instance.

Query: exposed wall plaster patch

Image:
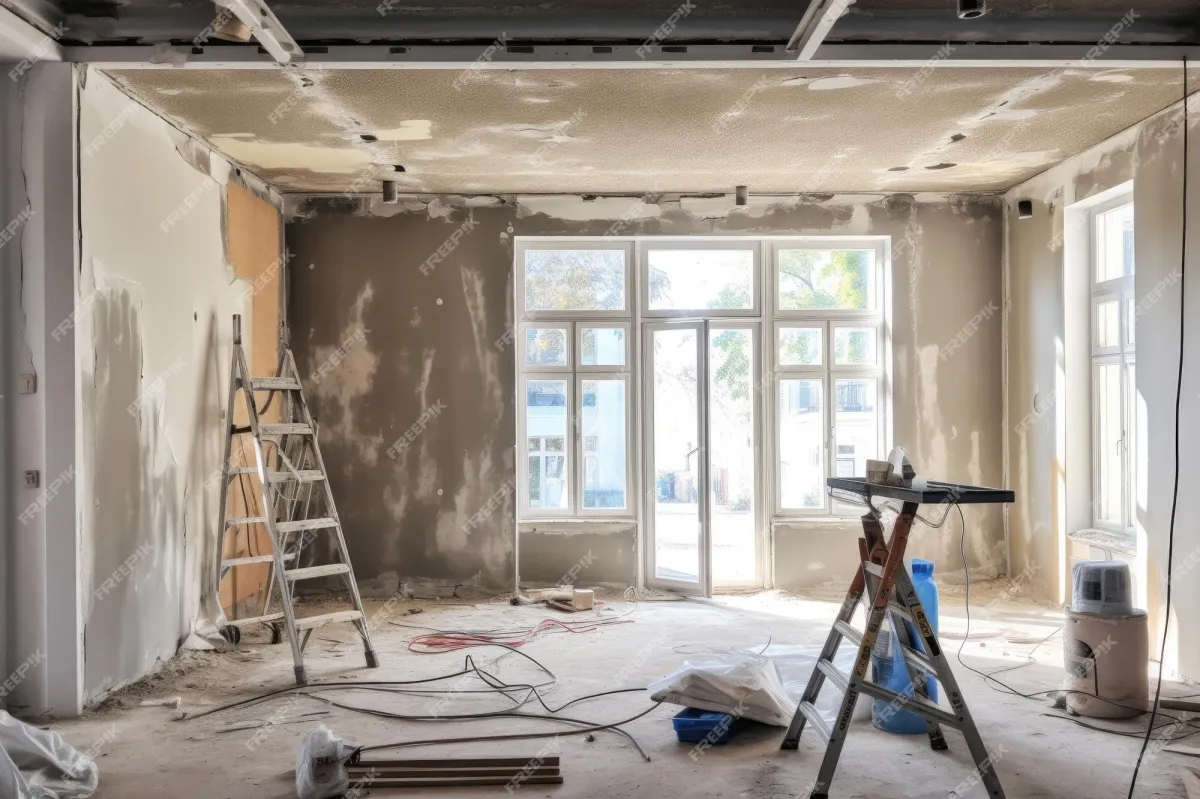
[309,281,383,465]
[211,137,372,174]
[808,75,880,91]
[375,120,433,141]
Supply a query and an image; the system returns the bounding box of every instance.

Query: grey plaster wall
[287,192,1005,592]
[1004,90,1200,679]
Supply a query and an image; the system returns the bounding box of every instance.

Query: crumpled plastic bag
[648,652,798,726]
[0,710,98,798]
[295,726,355,799]
[648,644,867,727]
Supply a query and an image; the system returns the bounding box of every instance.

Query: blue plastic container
[672,708,736,744]
[872,558,939,734]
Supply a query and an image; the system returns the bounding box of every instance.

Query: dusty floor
[44,587,1198,798]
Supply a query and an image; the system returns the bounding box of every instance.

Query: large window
[773,242,886,515]
[515,238,890,524]
[517,244,632,517]
[1090,199,1136,540]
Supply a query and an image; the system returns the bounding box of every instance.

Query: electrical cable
[1128,57,1189,799]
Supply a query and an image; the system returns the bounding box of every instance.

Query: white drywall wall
[77,70,257,703]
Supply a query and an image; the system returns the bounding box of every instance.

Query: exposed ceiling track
[213,0,302,65]
[65,43,1200,70]
[787,0,856,61]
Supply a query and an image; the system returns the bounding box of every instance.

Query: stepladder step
[284,563,350,581]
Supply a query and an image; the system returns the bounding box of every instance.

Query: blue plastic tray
[672,707,736,744]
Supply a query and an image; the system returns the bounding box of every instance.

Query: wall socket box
[24,470,40,488]
[19,374,36,394]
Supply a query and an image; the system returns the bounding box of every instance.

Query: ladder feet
[810,794,828,799]
[780,738,800,751]
[930,733,949,751]
[294,665,308,686]
[270,624,283,645]
[365,649,379,669]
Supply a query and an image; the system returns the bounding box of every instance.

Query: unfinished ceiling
[109,66,1187,195]
[7,0,1200,45]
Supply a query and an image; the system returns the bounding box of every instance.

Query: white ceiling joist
[786,0,856,61]
[0,5,63,64]
[214,0,303,65]
[64,43,1200,71]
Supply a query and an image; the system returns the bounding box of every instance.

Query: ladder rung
[257,423,314,436]
[797,701,832,744]
[816,659,849,694]
[888,604,914,625]
[250,377,301,391]
[221,553,296,569]
[294,610,363,631]
[863,561,884,578]
[277,517,338,534]
[833,620,863,647]
[226,516,268,527]
[858,681,961,729]
[898,639,937,675]
[285,563,351,581]
[227,612,285,628]
[225,468,326,483]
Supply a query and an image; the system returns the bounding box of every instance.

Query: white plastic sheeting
[648,644,865,727]
[0,711,98,798]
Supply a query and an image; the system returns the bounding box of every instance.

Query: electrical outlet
[19,374,35,394]
[24,470,39,488]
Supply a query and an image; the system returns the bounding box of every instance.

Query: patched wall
[287,192,1004,592]
[78,70,281,703]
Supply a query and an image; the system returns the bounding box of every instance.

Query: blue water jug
[871,558,939,734]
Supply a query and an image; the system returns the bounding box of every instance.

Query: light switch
[24,470,39,488]
[18,374,35,394]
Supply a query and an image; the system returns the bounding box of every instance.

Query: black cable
[953,506,1200,732]
[1128,58,1189,799]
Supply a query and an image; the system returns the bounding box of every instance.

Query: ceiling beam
[214,0,303,65]
[787,0,856,61]
[64,42,1200,70]
[0,4,62,64]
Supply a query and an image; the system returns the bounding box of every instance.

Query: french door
[643,321,760,596]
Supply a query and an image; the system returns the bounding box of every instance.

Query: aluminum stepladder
[214,314,378,685]
[781,487,1007,799]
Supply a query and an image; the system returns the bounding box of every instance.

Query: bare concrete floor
[47,587,1196,798]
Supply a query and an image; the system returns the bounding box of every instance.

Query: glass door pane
[779,379,824,510]
[709,327,756,585]
[1094,363,1123,527]
[647,324,706,591]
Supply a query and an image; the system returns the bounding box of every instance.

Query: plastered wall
[286,192,1005,593]
[1005,89,1200,678]
[78,71,281,702]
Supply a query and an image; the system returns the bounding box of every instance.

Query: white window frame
[641,239,762,318]
[1088,196,1136,540]
[771,238,890,517]
[514,236,892,528]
